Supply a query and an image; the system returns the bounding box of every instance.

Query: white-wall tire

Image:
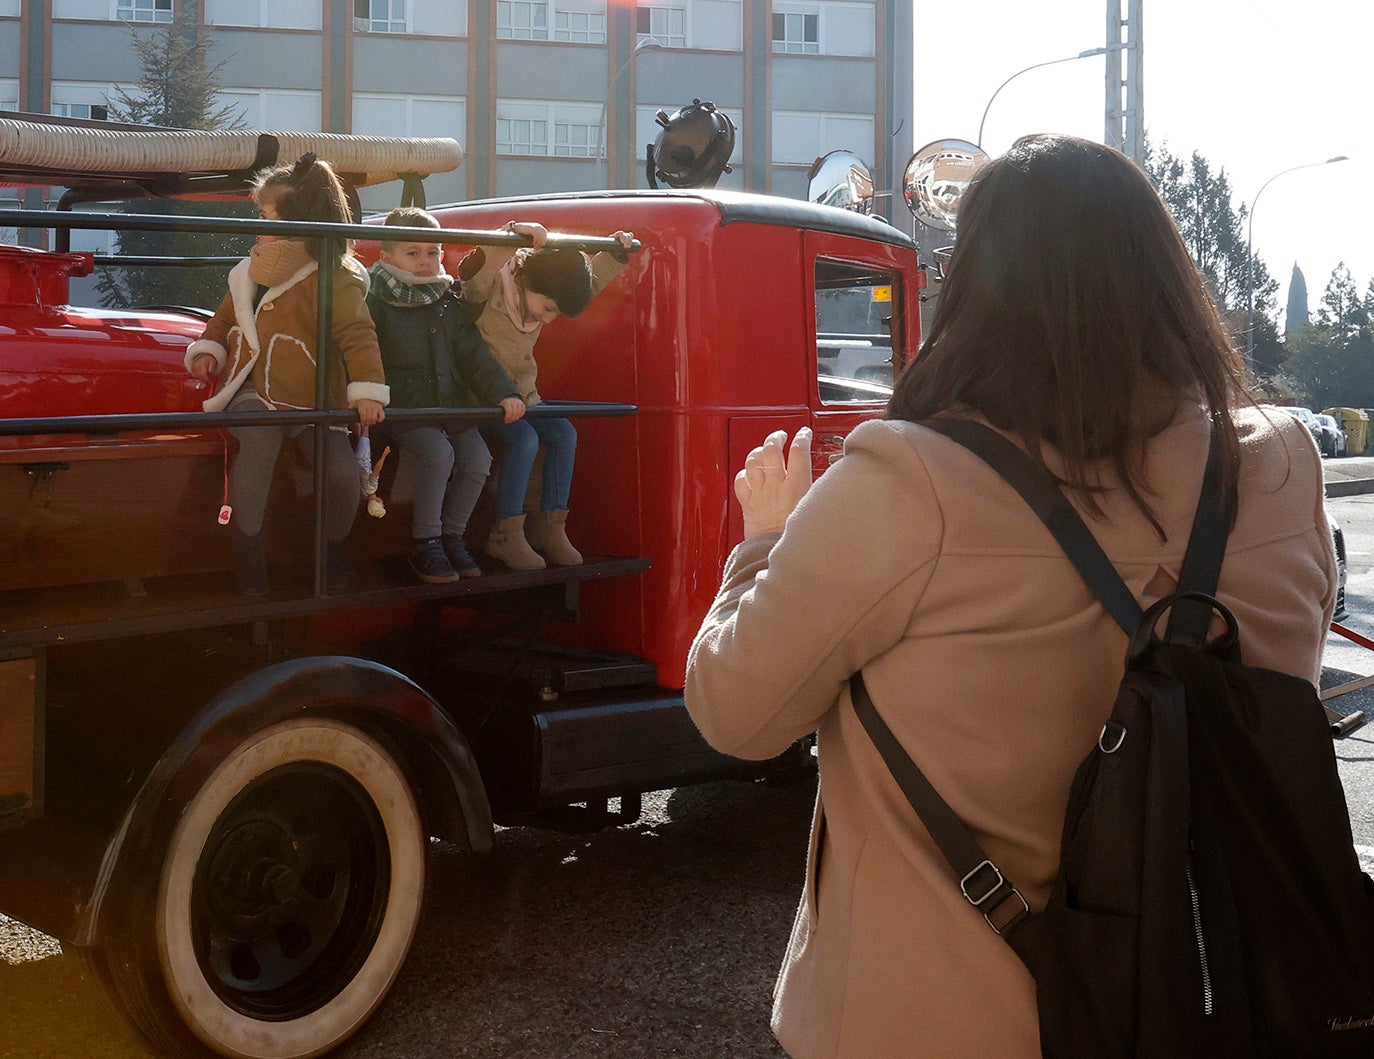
[153,718,424,1059]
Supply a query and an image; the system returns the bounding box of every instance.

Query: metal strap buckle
[959,860,1006,908]
[960,859,1030,936]
[984,888,1030,936]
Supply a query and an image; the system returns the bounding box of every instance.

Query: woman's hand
[500,396,526,424]
[735,428,813,538]
[612,230,634,250]
[190,353,219,381]
[352,398,385,428]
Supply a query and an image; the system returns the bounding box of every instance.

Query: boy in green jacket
[367,207,525,583]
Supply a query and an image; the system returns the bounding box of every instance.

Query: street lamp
[976,48,1107,150]
[598,37,662,188]
[1245,155,1349,373]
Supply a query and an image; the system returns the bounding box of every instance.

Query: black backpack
[850,419,1374,1056]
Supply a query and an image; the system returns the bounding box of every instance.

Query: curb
[1326,478,1374,498]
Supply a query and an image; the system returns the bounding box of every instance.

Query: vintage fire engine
[0,115,922,1057]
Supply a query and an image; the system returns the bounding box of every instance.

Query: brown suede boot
[483,514,546,571]
[526,509,584,566]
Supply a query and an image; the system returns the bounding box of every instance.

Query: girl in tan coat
[186,155,388,595]
[686,135,1337,1057]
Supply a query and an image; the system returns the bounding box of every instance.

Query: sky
[912,0,1369,328]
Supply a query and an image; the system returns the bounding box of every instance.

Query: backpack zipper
[1185,859,1214,1016]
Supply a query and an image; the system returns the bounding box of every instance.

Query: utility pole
[1105,0,1144,164]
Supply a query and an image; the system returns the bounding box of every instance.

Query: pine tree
[1286,263,1309,335]
[94,3,252,311]
[1143,139,1281,375]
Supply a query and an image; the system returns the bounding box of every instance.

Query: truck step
[0,555,650,651]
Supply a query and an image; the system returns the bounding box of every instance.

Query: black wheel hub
[190,762,391,1020]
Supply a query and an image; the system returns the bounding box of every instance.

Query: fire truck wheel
[109,718,426,1058]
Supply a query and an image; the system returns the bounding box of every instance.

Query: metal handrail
[0,402,637,438]
[0,208,642,253]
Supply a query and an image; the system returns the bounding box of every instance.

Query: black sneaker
[442,536,482,577]
[410,537,460,584]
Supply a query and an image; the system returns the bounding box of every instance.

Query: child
[457,221,634,570]
[185,153,388,595]
[367,207,526,583]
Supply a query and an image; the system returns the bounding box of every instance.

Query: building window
[356,0,407,33]
[497,100,602,157]
[553,120,600,157]
[637,4,686,48]
[773,110,874,166]
[354,93,466,140]
[497,0,549,40]
[116,0,172,22]
[496,116,547,155]
[0,78,17,113]
[218,89,322,132]
[52,101,109,120]
[205,0,322,30]
[773,10,819,54]
[553,9,605,43]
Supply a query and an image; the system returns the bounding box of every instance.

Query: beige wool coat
[686,403,1336,1058]
[459,243,626,406]
[185,241,388,414]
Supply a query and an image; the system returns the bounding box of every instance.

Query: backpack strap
[1163,419,1231,646]
[921,419,1143,635]
[849,671,1031,937]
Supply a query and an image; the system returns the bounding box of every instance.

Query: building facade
[2,0,913,229]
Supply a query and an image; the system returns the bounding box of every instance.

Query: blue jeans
[482,415,577,518]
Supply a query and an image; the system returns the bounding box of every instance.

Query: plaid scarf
[368,259,454,307]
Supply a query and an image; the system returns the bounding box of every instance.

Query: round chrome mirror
[806,150,874,215]
[902,138,989,232]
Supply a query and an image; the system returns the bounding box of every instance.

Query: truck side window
[815,258,899,404]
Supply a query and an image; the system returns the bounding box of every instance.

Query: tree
[1285,263,1308,335]
[95,4,252,311]
[103,6,241,131]
[1143,140,1280,373]
[1279,263,1374,408]
[1316,263,1369,340]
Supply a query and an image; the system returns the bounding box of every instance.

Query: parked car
[1315,413,1348,458]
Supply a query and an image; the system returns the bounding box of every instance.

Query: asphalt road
[0,780,810,1059]
[6,472,1374,1059]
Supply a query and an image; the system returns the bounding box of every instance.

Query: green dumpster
[1324,407,1368,455]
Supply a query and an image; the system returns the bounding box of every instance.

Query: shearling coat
[686,404,1336,1058]
[459,243,626,406]
[185,241,389,413]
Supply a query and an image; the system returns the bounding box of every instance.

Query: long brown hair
[251,153,354,267]
[888,134,1246,533]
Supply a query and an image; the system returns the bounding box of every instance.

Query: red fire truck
[0,117,920,1057]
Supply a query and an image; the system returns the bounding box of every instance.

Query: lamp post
[598,37,662,188]
[976,48,1107,150]
[1245,155,1348,373]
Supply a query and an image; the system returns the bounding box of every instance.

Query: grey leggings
[228,392,359,541]
[392,422,492,540]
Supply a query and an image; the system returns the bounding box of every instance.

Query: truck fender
[75,655,492,947]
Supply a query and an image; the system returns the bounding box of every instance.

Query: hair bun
[292,152,318,176]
